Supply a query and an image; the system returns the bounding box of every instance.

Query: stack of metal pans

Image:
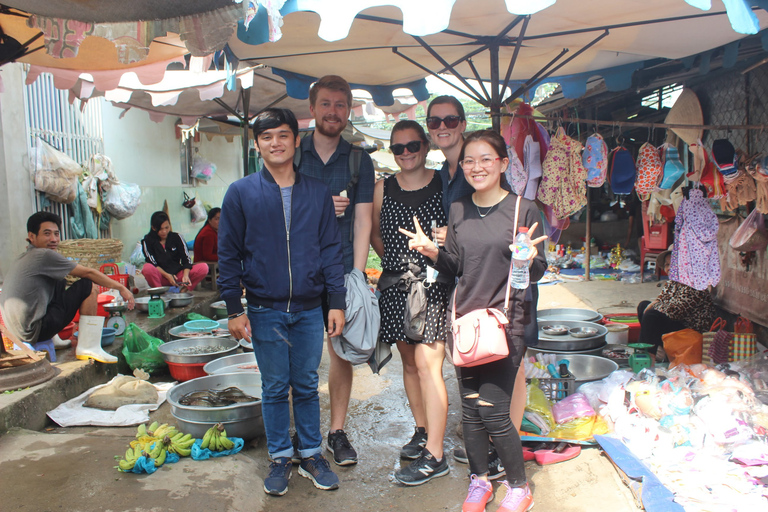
[533,308,607,356]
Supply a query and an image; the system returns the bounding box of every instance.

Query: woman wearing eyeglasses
[372,120,450,486]
[401,130,547,512]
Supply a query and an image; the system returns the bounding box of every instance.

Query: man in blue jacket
[218,108,346,497]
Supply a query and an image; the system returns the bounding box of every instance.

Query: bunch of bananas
[200,423,234,451]
[116,421,193,472]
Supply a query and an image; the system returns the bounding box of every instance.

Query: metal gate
[23,69,105,240]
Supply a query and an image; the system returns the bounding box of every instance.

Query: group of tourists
[217,75,547,512]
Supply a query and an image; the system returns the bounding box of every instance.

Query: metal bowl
[169,319,230,340]
[538,308,603,323]
[541,325,570,336]
[569,327,599,338]
[211,298,247,319]
[166,293,193,308]
[102,302,128,314]
[527,344,607,357]
[157,337,239,364]
[147,286,170,296]
[560,354,619,383]
[167,372,263,440]
[204,353,259,375]
[134,296,171,313]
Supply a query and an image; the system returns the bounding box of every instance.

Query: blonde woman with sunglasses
[372,120,451,486]
[401,130,547,512]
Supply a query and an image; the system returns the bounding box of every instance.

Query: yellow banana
[153,423,170,438]
[154,449,167,467]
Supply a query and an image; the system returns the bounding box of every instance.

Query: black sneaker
[394,448,450,486]
[263,457,292,496]
[298,454,340,490]
[453,446,469,464]
[327,429,358,466]
[291,431,301,464]
[487,446,506,481]
[400,427,428,460]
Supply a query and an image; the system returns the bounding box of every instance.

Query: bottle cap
[518,227,529,233]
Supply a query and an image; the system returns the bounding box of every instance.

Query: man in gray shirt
[0,212,134,363]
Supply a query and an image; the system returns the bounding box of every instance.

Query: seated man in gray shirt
[0,212,134,363]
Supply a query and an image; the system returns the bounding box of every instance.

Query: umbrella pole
[490,44,500,133]
[241,87,251,176]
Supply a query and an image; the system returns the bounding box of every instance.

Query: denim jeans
[248,304,324,459]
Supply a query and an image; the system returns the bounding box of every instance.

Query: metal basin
[527,344,606,357]
[134,296,171,313]
[169,319,231,340]
[204,353,259,375]
[560,354,619,383]
[167,373,263,440]
[538,308,603,323]
[166,293,193,308]
[157,337,239,364]
[102,302,128,314]
[211,298,247,319]
[537,320,607,351]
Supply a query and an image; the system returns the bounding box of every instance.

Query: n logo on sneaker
[418,465,435,477]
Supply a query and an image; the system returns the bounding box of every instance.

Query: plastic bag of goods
[103,182,141,219]
[191,155,216,181]
[29,138,82,204]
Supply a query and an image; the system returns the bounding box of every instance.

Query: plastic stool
[33,339,56,362]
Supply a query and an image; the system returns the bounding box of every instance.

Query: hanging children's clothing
[537,127,587,220]
[669,189,720,291]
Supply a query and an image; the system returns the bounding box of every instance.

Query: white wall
[100,102,244,261]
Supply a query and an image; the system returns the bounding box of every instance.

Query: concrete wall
[90,101,244,262]
[0,64,35,281]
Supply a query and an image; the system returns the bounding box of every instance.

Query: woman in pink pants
[141,211,209,292]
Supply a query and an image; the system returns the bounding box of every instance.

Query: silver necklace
[476,203,497,218]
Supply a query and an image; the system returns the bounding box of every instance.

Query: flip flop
[522,446,535,462]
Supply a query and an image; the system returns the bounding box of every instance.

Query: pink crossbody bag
[451,195,521,367]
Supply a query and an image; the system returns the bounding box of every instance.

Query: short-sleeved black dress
[378,172,449,345]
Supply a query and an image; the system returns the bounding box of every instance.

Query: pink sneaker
[497,481,533,512]
[462,474,493,512]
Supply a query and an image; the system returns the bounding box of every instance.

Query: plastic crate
[527,376,575,402]
[641,202,671,250]
[97,263,130,293]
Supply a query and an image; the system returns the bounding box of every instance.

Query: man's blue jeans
[248,304,324,460]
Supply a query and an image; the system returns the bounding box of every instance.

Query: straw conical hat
[665,89,703,145]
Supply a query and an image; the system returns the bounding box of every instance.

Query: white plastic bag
[103,182,141,219]
[191,155,216,181]
[190,201,207,223]
[28,138,82,204]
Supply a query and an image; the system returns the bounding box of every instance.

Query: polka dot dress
[379,173,449,345]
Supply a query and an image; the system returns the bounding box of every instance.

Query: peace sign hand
[398,216,439,261]
[509,221,549,261]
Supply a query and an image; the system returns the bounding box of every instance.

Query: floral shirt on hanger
[669,189,720,290]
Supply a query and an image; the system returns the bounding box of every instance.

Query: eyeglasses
[390,140,422,155]
[460,157,502,169]
[426,115,463,130]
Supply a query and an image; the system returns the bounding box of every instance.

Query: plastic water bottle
[511,227,532,289]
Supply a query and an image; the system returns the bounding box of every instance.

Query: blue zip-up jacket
[218,166,346,315]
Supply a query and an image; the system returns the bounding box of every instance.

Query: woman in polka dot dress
[372,120,451,485]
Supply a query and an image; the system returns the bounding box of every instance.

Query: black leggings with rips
[457,331,526,485]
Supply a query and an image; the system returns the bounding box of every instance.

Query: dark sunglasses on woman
[390,140,422,155]
[426,115,463,130]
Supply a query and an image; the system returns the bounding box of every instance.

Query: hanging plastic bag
[28,138,82,204]
[729,208,768,252]
[191,155,217,181]
[129,242,145,268]
[190,201,207,223]
[103,182,141,219]
[122,323,166,374]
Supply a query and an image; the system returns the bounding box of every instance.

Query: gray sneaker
[394,448,449,486]
[400,427,428,460]
[327,429,358,466]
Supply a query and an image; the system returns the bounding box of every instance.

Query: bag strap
[452,194,522,323]
[710,317,727,332]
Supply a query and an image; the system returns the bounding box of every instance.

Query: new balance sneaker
[298,454,340,490]
[327,429,358,466]
[394,448,449,486]
[291,432,301,464]
[487,446,506,481]
[453,446,469,464]
[263,457,292,496]
[462,474,494,512]
[400,427,428,460]
[497,481,534,512]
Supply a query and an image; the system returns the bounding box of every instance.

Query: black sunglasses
[390,140,422,155]
[426,115,463,130]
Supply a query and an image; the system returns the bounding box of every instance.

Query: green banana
[136,423,147,438]
[148,421,159,434]
[118,458,135,471]
[219,435,234,450]
[201,427,214,449]
[175,445,192,457]
[154,448,167,467]
[149,442,163,459]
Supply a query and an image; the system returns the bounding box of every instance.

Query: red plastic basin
[58,321,76,340]
[167,361,208,382]
[602,313,640,344]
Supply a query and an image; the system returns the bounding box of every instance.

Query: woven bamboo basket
[58,238,123,284]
